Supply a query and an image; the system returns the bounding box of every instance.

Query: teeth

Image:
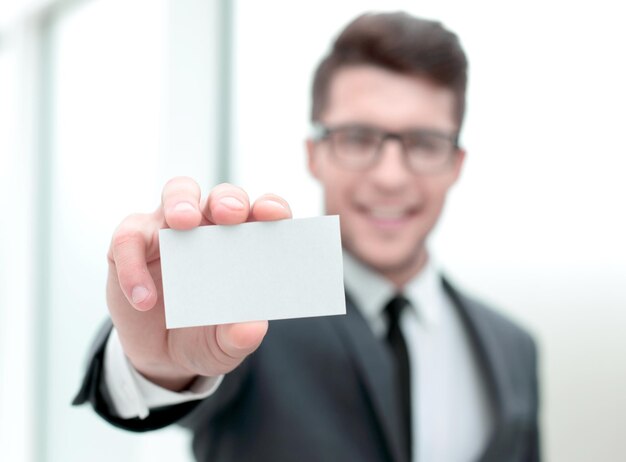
[369,207,407,219]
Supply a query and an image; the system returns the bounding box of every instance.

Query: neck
[381,249,429,289]
[346,247,429,290]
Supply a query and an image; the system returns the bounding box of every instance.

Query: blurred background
[1,0,625,460]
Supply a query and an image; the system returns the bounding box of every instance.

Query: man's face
[307,65,465,285]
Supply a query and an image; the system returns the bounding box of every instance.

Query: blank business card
[159,216,345,328]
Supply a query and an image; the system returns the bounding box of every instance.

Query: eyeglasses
[311,123,460,174]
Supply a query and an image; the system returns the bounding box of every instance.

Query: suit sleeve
[72,319,251,432]
[525,337,541,461]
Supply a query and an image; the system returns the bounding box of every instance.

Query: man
[75,12,540,462]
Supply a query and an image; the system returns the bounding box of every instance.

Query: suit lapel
[331,293,408,462]
[441,277,515,462]
[334,279,517,462]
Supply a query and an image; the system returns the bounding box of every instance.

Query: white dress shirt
[342,252,493,462]
[104,251,492,461]
[103,328,223,419]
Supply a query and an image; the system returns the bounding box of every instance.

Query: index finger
[161,176,203,230]
[108,213,160,311]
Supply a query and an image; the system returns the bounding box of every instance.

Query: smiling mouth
[355,204,420,228]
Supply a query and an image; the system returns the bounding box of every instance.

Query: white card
[159,216,346,328]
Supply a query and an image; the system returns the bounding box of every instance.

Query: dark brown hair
[311,12,468,129]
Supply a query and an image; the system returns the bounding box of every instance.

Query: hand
[106,178,292,391]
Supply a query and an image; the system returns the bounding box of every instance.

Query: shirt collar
[342,250,443,329]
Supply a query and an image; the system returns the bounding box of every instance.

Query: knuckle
[213,183,249,201]
[111,227,144,250]
[164,175,195,189]
[163,177,201,200]
[110,230,147,273]
[108,213,147,262]
[116,261,146,285]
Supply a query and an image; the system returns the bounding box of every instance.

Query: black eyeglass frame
[310,122,461,174]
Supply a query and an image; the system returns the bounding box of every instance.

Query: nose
[368,138,412,190]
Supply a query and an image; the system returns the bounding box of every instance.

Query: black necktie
[384,295,412,460]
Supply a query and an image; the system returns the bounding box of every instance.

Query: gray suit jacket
[74,277,540,462]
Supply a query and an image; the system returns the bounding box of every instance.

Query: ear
[449,147,466,184]
[306,138,321,180]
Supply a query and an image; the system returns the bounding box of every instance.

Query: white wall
[44,1,176,460]
[1,0,222,460]
[0,24,37,462]
[231,1,626,460]
[43,0,224,460]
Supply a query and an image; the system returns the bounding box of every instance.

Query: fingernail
[263,200,286,210]
[132,286,150,304]
[174,202,196,213]
[219,197,245,211]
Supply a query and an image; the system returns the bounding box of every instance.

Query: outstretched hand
[106,177,292,390]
